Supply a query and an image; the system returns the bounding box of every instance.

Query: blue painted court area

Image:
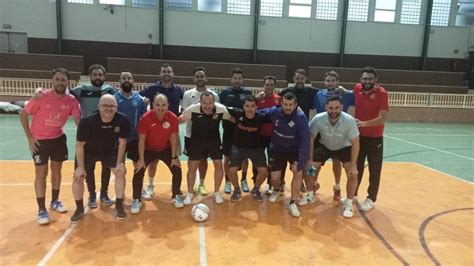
[0,114,472,182]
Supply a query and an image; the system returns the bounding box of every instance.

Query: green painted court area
[1,114,472,182]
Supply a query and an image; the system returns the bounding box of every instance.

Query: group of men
[21,63,388,224]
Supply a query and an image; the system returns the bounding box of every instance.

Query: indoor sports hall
[0,0,473,265]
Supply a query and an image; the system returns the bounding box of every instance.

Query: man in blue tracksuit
[312,71,355,202]
[258,92,310,218]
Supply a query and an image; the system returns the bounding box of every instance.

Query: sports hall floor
[0,114,472,265]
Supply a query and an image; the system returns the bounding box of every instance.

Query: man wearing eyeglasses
[71,95,131,223]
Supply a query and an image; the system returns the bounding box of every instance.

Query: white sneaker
[214,192,224,205]
[183,193,193,206]
[263,184,272,195]
[289,202,300,217]
[173,195,184,209]
[298,192,316,206]
[131,199,142,214]
[268,191,281,203]
[340,196,358,204]
[343,202,353,218]
[142,185,154,201]
[359,198,375,212]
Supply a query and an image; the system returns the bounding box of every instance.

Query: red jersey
[138,110,178,151]
[257,94,281,137]
[353,83,389,137]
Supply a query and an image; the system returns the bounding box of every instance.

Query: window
[166,0,192,11]
[289,0,312,18]
[99,0,125,5]
[227,0,251,15]
[431,0,451,26]
[260,0,284,17]
[400,0,421,24]
[374,0,396,22]
[347,0,369,21]
[316,0,339,20]
[67,0,93,3]
[198,0,222,12]
[132,0,157,8]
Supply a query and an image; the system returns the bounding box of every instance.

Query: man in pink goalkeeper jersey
[20,68,81,225]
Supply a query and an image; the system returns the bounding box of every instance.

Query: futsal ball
[191,203,210,222]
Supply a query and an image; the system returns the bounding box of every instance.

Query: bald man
[71,95,131,223]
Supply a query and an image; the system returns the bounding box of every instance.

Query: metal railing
[1,78,472,108]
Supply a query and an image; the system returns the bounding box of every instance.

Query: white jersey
[182,87,220,138]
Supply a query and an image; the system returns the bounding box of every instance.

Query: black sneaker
[70,209,84,224]
[100,193,115,206]
[116,207,127,220]
[88,196,97,209]
[252,187,263,201]
[231,189,241,202]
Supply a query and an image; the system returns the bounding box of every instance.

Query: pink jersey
[24,89,81,140]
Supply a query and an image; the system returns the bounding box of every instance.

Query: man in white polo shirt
[303,95,360,218]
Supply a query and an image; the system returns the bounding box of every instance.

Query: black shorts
[126,139,139,162]
[267,149,299,172]
[314,143,352,164]
[260,136,271,151]
[222,128,235,156]
[230,146,267,168]
[183,137,191,156]
[32,134,68,166]
[84,152,118,174]
[187,139,223,161]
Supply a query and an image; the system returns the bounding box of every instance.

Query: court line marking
[387,133,473,137]
[385,135,474,161]
[195,172,207,266]
[37,207,90,266]
[415,163,473,185]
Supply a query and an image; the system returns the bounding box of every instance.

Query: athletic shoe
[343,202,354,218]
[289,202,300,218]
[50,200,67,213]
[268,191,282,203]
[214,192,224,204]
[231,189,241,202]
[298,192,316,206]
[183,193,193,206]
[116,207,127,220]
[224,181,232,194]
[70,209,84,224]
[173,195,184,209]
[131,199,142,214]
[88,196,97,209]
[359,198,375,212]
[340,196,358,204]
[333,186,341,201]
[241,180,250,193]
[263,183,272,195]
[142,185,154,200]
[100,193,114,206]
[37,209,50,225]
[313,182,320,193]
[198,184,208,196]
[252,187,263,201]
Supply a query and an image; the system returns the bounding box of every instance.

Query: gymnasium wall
[0,0,471,73]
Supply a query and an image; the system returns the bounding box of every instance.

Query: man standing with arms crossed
[20,68,81,225]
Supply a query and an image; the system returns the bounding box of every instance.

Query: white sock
[148,177,154,186]
[346,198,353,205]
[334,183,340,190]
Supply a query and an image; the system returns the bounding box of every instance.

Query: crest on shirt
[274,119,279,127]
[370,93,376,100]
[133,101,138,107]
[239,94,246,101]
[60,104,67,110]
[114,127,120,133]
[239,116,244,121]
[213,114,219,119]
[288,120,295,128]
[163,121,170,129]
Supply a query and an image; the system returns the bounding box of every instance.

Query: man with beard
[139,64,184,200]
[114,69,147,206]
[181,67,220,196]
[219,68,253,195]
[352,67,389,212]
[70,64,117,208]
[258,93,310,218]
[179,92,232,205]
[20,68,81,225]
[304,95,359,218]
[133,94,183,213]
[71,95,130,223]
[311,71,355,201]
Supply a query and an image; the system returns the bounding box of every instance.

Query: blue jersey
[314,87,355,113]
[258,106,310,171]
[139,82,184,116]
[115,91,146,141]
